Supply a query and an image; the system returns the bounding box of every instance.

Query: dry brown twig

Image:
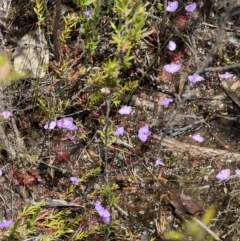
[153,135,240,162]
[115,133,240,162]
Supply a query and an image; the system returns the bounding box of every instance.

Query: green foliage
[103,58,120,79]
[3,201,44,240]
[112,80,138,105]
[33,0,45,26]
[74,0,100,54]
[1,165,105,241]
[98,123,116,146]
[202,206,216,225]
[164,207,216,241]
[37,97,70,118]
[59,14,77,45]
[4,201,97,240]
[77,0,95,6]
[111,0,146,54]
[88,0,147,106]
[99,183,119,206]
[157,4,164,13]
[0,54,21,86]
[85,166,102,178]
[0,54,9,66]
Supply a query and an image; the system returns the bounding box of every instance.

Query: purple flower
[138,125,151,142]
[0,170,2,176]
[37,177,43,182]
[118,106,132,115]
[115,127,124,136]
[44,121,57,130]
[185,2,197,12]
[70,177,79,185]
[160,97,173,106]
[166,1,178,12]
[94,201,110,224]
[216,169,231,181]
[154,158,164,167]
[0,219,13,229]
[57,117,77,130]
[188,73,204,83]
[0,111,12,119]
[164,63,181,74]
[167,40,176,51]
[219,72,234,80]
[192,133,204,143]
[84,10,92,18]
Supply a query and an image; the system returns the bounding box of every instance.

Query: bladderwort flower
[44,117,77,131]
[84,10,92,18]
[70,177,79,185]
[166,1,178,12]
[44,120,57,130]
[155,158,164,167]
[138,125,151,142]
[188,73,204,83]
[216,169,231,181]
[192,133,204,143]
[0,219,13,229]
[164,63,181,74]
[219,72,234,80]
[160,97,173,106]
[37,177,43,182]
[0,111,12,119]
[115,127,124,136]
[167,40,176,51]
[94,201,110,224]
[185,2,197,12]
[57,117,77,130]
[118,106,132,115]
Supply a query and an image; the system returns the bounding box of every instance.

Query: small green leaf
[164,231,184,240]
[202,206,215,225]
[82,0,95,6]
[110,21,118,32]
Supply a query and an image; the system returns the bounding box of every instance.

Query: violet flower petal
[236,169,240,175]
[84,10,92,18]
[115,127,124,136]
[44,121,57,130]
[70,177,79,185]
[216,169,231,181]
[219,72,234,79]
[94,201,110,224]
[57,117,77,130]
[138,125,151,142]
[164,63,181,74]
[167,40,176,51]
[160,97,173,106]
[166,1,179,12]
[188,73,204,83]
[185,2,197,12]
[118,106,132,115]
[0,219,13,229]
[192,133,204,143]
[0,111,12,119]
[37,177,43,182]
[155,158,164,167]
